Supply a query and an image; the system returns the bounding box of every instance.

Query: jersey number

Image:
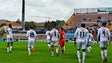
[80,31,84,38]
[30,32,34,37]
[102,30,107,37]
[54,31,56,37]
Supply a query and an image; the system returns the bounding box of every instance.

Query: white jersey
[6,28,13,38]
[26,30,37,41]
[97,27,110,42]
[74,28,89,42]
[50,29,59,41]
[45,30,51,40]
[88,33,93,42]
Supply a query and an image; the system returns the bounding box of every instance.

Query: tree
[16,19,21,24]
[44,20,65,29]
[25,21,36,29]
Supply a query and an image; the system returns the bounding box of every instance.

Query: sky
[0,0,112,23]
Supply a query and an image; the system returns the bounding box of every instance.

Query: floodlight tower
[22,0,25,30]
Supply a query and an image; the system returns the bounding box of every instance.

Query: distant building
[0,20,22,31]
[35,23,45,28]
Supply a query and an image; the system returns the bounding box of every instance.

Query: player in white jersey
[26,27,37,56]
[74,23,89,63]
[87,32,93,52]
[97,22,110,63]
[6,24,13,52]
[45,28,51,50]
[50,26,59,56]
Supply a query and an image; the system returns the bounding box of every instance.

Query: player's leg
[101,48,105,63]
[47,39,51,50]
[87,42,91,52]
[62,46,64,54]
[82,42,87,63]
[28,41,31,56]
[104,42,108,62]
[7,42,10,52]
[9,38,13,52]
[100,42,105,62]
[31,41,35,52]
[55,41,59,56]
[51,42,54,56]
[76,42,81,63]
[60,39,64,54]
[6,38,10,52]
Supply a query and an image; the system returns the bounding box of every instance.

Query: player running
[59,27,65,55]
[74,23,89,63]
[45,28,51,50]
[50,26,59,56]
[97,22,111,63]
[26,27,37,56]
[6,24,13,52]
[87,31,93,52]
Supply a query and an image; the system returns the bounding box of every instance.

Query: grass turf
[0,41,112,63]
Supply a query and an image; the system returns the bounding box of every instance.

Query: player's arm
[96,30,100,44]
[58,31,60,40]
[50,31,52,43]
[74,38,76,45]
[34,31,37,41]
[108,30,111,44]
[26,31,29,37]
[86,32,89,44]
[74,29,78,45]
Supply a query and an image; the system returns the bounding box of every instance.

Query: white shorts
[77,41,87,50]
[6,38,13,42]
[99,41,108,48]
[51,41,58,47]
[28,40,35,48]
[46,39,51,44]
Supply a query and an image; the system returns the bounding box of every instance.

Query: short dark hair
[52,26,55,29]
[61,27,64,30]
[81,23,85,28]
[102,21,107,26]
[9,24,12,28]
[48,28,50,30]
[30,26,33,29]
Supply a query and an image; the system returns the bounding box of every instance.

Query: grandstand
[62,7,112,30]
[62,7,112,41]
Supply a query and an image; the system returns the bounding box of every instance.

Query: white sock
[51,51,54,56]
[82,60,84,63]
[10,46,12,51]
[104,50,107,57]
[82,52,86,61]
[56,48,58,53]
[28,48,31,54]
[101,50,104,59]
[87,47,90,52]
[77,50,81,62]
[48,44,51,48]
[89,46,92,49]
[64,46,65,51]
[7,47,9,52]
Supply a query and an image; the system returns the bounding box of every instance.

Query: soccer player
[87,31,93,52]
[97,22,110,63]
[6,24,13,52]
[74,23,89,63]
[50,26,59,56]
[59,27,65,55]
[45,28,51,50]
[26,27,37,56]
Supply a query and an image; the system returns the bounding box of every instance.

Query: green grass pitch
[0,41,112,63]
